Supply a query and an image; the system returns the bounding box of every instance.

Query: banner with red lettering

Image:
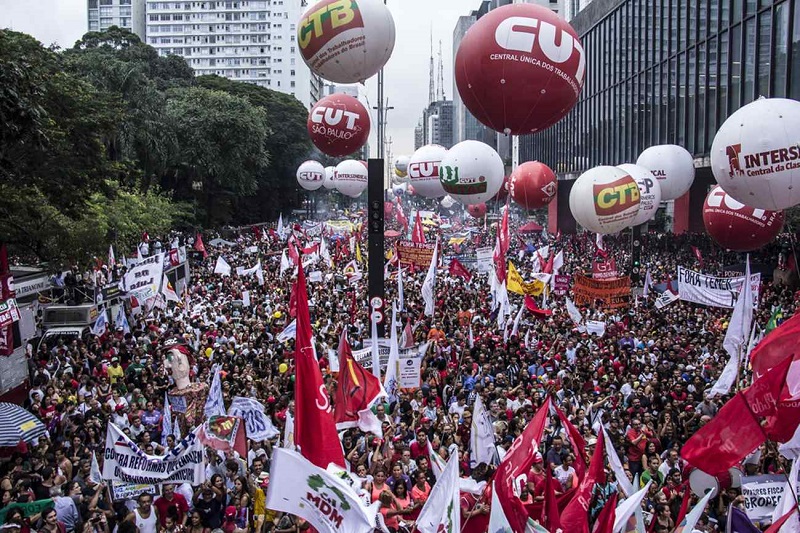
[592,257,618,280]
[397,241,436,268]
[553,275,571,297]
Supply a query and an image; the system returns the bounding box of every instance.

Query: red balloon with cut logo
[467,203,487,218]
[455,3,585,135]
[703,186,784,251]
[307,93,370,157]
[509,162,557,209]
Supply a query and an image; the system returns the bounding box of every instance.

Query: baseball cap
[225,506,236,518]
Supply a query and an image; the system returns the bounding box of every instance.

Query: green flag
[766,307,783,333]
[0,499,54,524]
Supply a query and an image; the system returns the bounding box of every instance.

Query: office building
[415,99,454,149]
[88,0,146,39]
[143,0,321,108]
[519,0,800,234]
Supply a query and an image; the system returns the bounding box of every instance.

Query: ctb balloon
[636,145,695,201]
[703,186,784,251]
[298,0,395,83]
[334,160,368,198]
[710,98,800,211]
[296,160,325,191]
[454,3,585,135]
[509,161,557,209]
[308,93,370,157]
[439,141,505,205]
[569,166,641,234]
[617,164,662,226]
[408,144,447,198]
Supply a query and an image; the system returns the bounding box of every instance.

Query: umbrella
[0,403,47,446]
[384,230,401,238]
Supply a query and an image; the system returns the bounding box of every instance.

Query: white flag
[422,239,439,316]
[255,261,264,285]
[723,255,754,359]
[276,320,297,343]
[277,214,285,239]
[161,274,181,303]
[280,250,290,275]
[613,481,651,533]
[676,488,716,533]
[469,322,474,349]
[161,392,173,447]
[566,297,583,326]
[596,232,605,253]
[265,448,378,533]
[214,256,232,277]
[283,413,295,450]
[90,452,103,484]
[603,427,634,498]
[92,309,108,336]
[416,453,461,533]
[204,364,226,418]
[496,280,510,330]
[228,396,281,441]
[172,416,181,442]
[384,305,400,402]
[510,304,524,339]
[471,396,497,467]
[114,306,130,334]
[108,245,115,268]
[320,236,331,267]
[398,267,405,311]
[242,290,251,308]
[552,250,564,274]
[488,481,514,533]
[642,268,653,298]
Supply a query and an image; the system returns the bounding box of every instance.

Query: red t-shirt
[154,493,189,526]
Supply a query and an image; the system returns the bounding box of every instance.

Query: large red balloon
[454,4,585,135]
[307,93,370,157]
[509,162,557,209]
[703,186,784,251]
[467,203,487,218]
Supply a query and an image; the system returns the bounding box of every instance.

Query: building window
[99,0,112,5]
[89,21,100,30]
[88,0,98,7]
[290,81,295,87]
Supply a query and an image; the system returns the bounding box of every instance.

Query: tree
[164,87,271,225]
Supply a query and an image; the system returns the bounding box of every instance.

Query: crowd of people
[4,205,799,533]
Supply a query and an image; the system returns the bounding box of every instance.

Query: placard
[475,247,493,273]
[592,258,618,280]
[111,481,161,501]
[741,474,795,521]
[553,275,571,297]
[397,241,437,268]
[398,356,421,389]
[677,266,761,308]
[571,275,632,309]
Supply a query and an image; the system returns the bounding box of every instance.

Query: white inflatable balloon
[710,98,800,211]
[617,163,662,226]
[297,0,395,84]
[636,144,695,201]
[440,195,456,209]
[296,160,325,191]
[322,166,337,190]
[408,144,447,198]
[394,155,410,177]
[439,140,505,205]
[569,166,641,234]
[334,159,368,198]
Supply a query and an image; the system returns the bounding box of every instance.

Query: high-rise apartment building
[88,0,146,39]
[142,0,321,108]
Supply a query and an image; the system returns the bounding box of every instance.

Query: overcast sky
[0,0,467,159]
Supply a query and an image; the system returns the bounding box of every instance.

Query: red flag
[543,466,562,532]
[412,211,426,243]
[288,284,298,318]
[750,312,800,377]
[595,233,608,259]
[673,483,692,527]
[495,397,551,533]
[293,261,345,469]
[682,356,792,474]
[554,404,587,481]
[691,246,705,268]
[252,225,262,240]
[448,258,472,282]
[395,198,408,233]
[199,416,248,458]
[542,250,555,274]
[560,429,606,533]
[141,231,150,243]
[194,233,208,259]
[0,243,15,356]
[524,296,553,319]
[499,202,510,255]
[287,235,300,265]
[666,277,676,294]
[591,492,618,533]
[333,333,385,431]
[493,235,507,282]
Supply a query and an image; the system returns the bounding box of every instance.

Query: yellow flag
[507,262,545,296]
[356,242,363,264]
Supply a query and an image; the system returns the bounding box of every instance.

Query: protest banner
[586,320,607,337]
[677,266,761,308]
[571,274,632,309]
[475,247,493,273]
[228,397,280,441]
[111,481,161,502]
[397,241,437,268]
[102,423,205,485]
[0,499,54,525]
[398,356,422,389]
[0,298,20,329]
[741,475,794,521]
[123,253,165,301]
[553,275,571,297]
[654,290,679,309]
[592,258,618,280]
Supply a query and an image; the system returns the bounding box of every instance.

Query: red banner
[397,240,436,268]
[0,244,15,356]
[592,257,618,280]
[572,274,632,309]
[553,275,571,296]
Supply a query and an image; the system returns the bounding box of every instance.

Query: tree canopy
[0,26,312,266]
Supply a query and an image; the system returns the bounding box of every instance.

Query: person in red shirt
[154,484,189,527]
[625,418,651,477]
[409,429,430,460]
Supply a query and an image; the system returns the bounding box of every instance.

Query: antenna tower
[428,28,435,106]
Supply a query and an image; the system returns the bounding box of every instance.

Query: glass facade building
[520,0,800,177]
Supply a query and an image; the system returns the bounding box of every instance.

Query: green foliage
[0,26,312,264]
